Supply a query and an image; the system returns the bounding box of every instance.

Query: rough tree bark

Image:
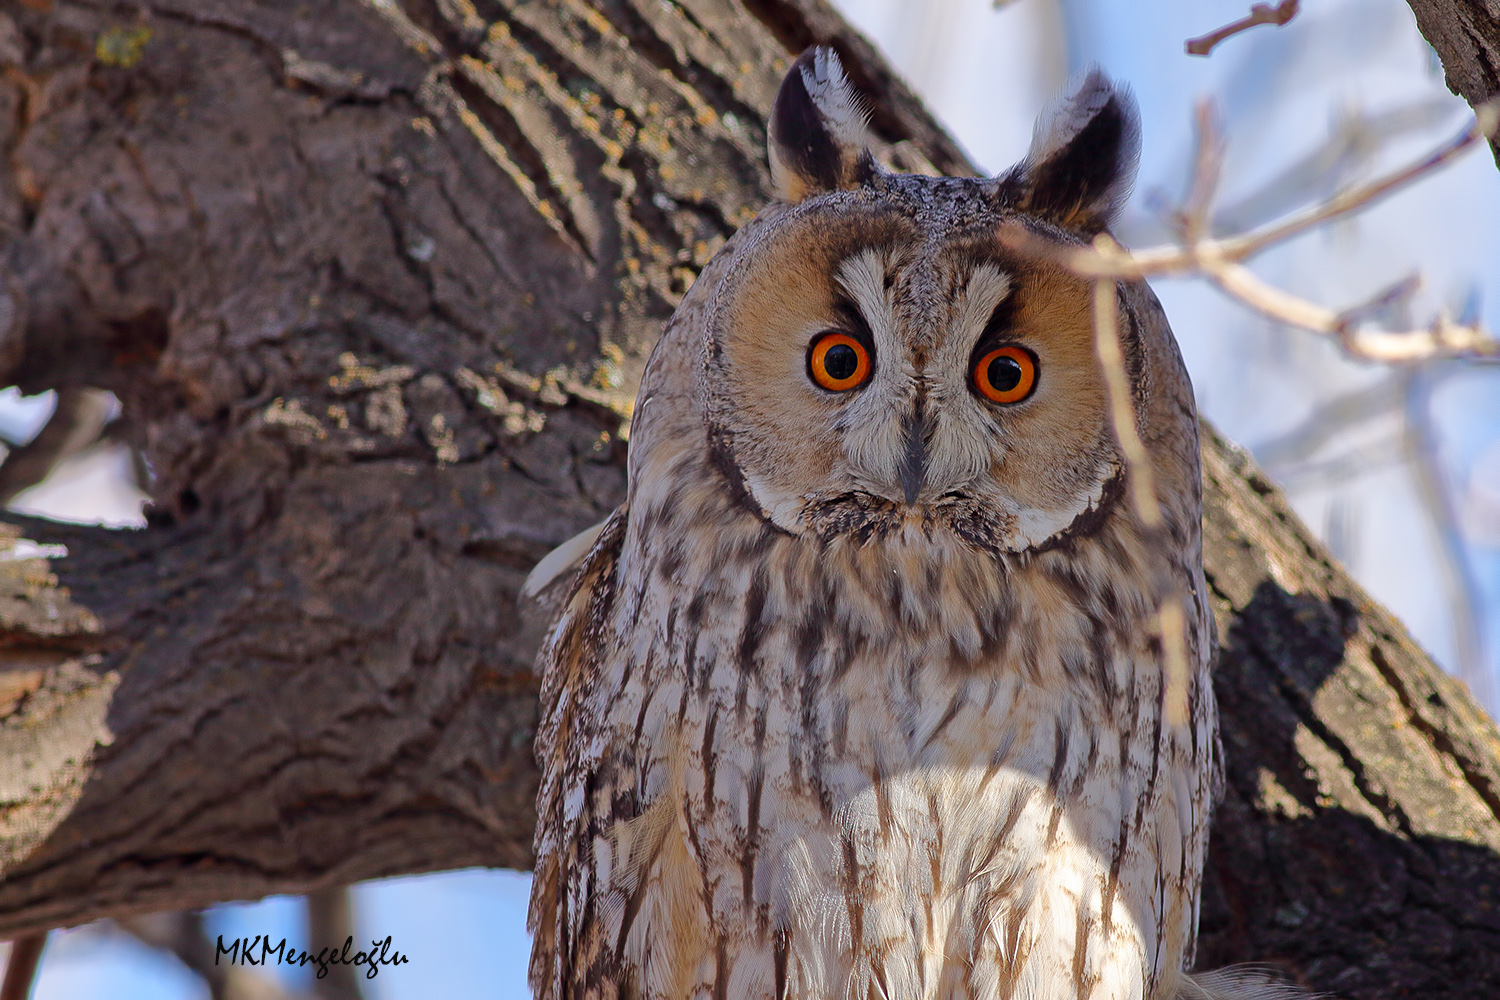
[0,1,1497,996]
[1405,0,1500,162]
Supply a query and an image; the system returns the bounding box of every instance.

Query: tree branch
[1401,370,1493,711]
[1002,98,1500,363]
[117,909,317,1000]
[0,934,44,1000]
[307,889,364,1000]
[1185,0,1300,57]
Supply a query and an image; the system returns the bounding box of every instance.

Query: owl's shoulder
[532,505,627,806]
[528,507,628,999]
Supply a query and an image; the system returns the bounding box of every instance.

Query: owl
[526,48,1280,1000]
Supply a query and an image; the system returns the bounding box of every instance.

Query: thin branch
[1089,274,1192,727]
[1255,375,1404,470]
[308,888,365,1000]
[1186,0,1300,56]
[1402,371,1493,711]
[1273,435,1406,493]
[1092,275,1162,529]
[1201,259,1484,360]
[1210,110,1493,263]
[1000,100,1500,364]
[1212,97,1459,235]
[1334,272,1423,329]
[0,934,45,1000]
[1070,92,1499,730]
[116,912,230,1000]
[1037,106,1496,278]
[1175,101,1227,245]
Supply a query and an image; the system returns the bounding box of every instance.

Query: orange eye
[973,345,1037,404]
[808,332,872,392]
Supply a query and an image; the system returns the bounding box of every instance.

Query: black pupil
[824,343,859,381]
[987,354,1023,393]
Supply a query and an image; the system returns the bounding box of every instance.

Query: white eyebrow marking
[957,265,1013,345]
[835,248,891,341]
[928,263,1013,382]
[830,248,913,493]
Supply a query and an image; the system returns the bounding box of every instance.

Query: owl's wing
[527,506,628,1000]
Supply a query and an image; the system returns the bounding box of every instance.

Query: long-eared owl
[527,47,1279,1000]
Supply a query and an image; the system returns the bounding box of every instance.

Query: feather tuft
[1177,966,1322,1000]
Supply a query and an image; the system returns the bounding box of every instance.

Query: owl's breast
[753,654,1207,1000]
[580,489,1214,1000]
[595,600,1211,1000]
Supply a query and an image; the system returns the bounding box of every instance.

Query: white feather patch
[1178,967,1319,1000]
[800,47,872,154]
[521,519,609,600]
[1025,67,1118,166]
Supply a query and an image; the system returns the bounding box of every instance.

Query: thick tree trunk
[0,1,1497,995]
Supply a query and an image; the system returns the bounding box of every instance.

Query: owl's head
[653,49,1193,556]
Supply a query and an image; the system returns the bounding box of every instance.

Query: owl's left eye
[972,345,1038,404]
[808,332,873,392]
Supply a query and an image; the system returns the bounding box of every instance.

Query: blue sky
[33,869,535,999]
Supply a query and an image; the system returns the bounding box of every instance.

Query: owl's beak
[898,407,929,505]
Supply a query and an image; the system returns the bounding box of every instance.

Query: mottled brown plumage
[528,49,1284,1000]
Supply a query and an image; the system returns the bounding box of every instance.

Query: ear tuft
[768,47,877,203]
[1008,69,1141,235]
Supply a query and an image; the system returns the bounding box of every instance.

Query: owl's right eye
[808,332,872,392]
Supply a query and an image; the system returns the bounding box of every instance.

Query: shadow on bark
[1199,580,1500,996]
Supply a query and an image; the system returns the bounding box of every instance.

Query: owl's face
[698,50,1143,554]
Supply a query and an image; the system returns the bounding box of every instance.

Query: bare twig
[0,934,45,1000]
[308,888,364,1000]
[1273,435,1406,493]
[1402,371,1493,710]
[1212,97,1459,235]
[1335,272,1423,329]
[1001,101,1500,364]
[1255,375,1404,470]
[1039,107,1495,278]
[117,910,321,1000]
[1092,275,1162,528]
[1067,93,1500,728]
[1175,101,1227,244]
[116,912,230,1000]
[1186,0,1300,57]
[1090,275,1194,726]
[1208,109,1493,264]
